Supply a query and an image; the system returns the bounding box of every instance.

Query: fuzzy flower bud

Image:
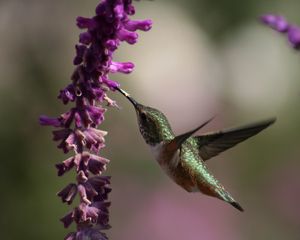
[260,14,289,32]
[109,61,135,74]
[288,25,300,49]
[124,19,153,31]
[76,17,97,30]
[117,28,139,44]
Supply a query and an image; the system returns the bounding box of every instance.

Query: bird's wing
[165,118,214,167]
[194,118,276,161]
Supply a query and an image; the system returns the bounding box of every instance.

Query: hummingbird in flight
[116,87,276,212]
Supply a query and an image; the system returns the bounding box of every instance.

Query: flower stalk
[40,0,152,239]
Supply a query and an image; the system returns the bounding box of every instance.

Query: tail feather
[214,188,244,212]
[230,201,244,212]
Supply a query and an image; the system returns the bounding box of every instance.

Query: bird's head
[116,87,172,145]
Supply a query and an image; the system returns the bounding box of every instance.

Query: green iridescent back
[180,138,221,187]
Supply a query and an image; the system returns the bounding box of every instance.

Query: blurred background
[1,0,300,239]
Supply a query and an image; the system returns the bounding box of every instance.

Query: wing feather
[194,118,276,161]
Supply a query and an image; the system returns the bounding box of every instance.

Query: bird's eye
[140,112,147,121]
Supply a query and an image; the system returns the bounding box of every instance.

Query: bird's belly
[150,143,189,187]
[150,143,205,192]
[160,153,198,192]
[160,151,180,178]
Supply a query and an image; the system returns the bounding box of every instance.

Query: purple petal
[88,176,111,187]
[81,181,98,200]
[95,1,106,16]
[76,16,97,30]
[88,176,111,201]
[57,183,78,205]
[91,201,111,226]
[58,84,76,104]
[73,44,87,65]
[39,115,61,127]
[117,28,138,44]
[109,61,134,74]
[104,95,119,108]
[125,19,153,32]
[76,108,93,128]
[260,14,289,32]
[91,87,105,102]
[73,154,83,171]
[288,26,300,48]
[88,155,109,175]
[85,206,100,223]
[65,132,77,151]
[74,112,83,128]
[62,130,85,153]
[104,39,119,51]
[85,105,106,125]
[75,203,99,223]
[60,111,74,127]
[114,4,125,20]
[78,184,91,204]
[77,169,89,182]
[55,156,75,176]
[75,229,108,240]
[100,76,120,89]
[60,211,74,228]
[88,230,108,240]
[64,232,76,240]
[84,128,107,143]
[125,3,135,15]
[79,32,93,45]
[52,129,71,141]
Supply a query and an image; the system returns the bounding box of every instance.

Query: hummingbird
[116,87,276,212]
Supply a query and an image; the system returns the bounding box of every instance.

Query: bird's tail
[216,188,244,212]
[230,201,244,212]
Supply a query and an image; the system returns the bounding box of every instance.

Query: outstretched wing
[194,118,276,161]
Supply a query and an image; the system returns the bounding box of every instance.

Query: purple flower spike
[261,13,300,50]
[40,0,152,239]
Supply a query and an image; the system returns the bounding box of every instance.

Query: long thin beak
[115,87,139,109]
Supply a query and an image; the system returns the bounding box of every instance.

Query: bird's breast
[149,142,197,192]
[149,142,180,176]
[149,142,164,162]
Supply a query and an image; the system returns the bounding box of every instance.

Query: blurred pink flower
[115,182,241,240]
[268,160,300,226]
